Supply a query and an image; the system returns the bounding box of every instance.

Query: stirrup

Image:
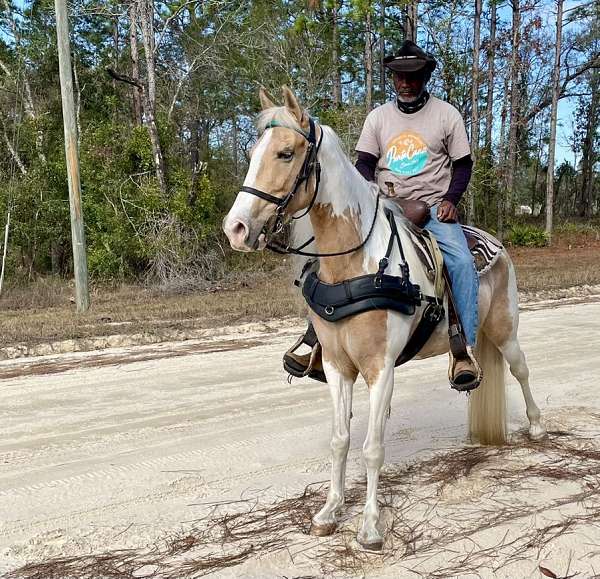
[448,346,482,392]
[283,323,327,383]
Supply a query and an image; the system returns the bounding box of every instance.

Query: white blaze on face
[223,131,273,249]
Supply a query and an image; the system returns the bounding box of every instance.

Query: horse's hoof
[310,522,337,536]
[529,425,547,441]
[358,539,383,551]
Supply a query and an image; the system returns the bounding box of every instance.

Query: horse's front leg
[358,361,395,550]
[310,359,356,536]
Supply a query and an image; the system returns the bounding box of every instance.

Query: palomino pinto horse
[223,87,546,550]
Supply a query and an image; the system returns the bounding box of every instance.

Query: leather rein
[240,117,380,258]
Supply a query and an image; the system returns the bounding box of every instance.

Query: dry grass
[0,268,303,348]
[6,416,600,579]
[0,235,599,350]
[511,243,600,293]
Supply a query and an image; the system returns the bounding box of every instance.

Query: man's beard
[396,87,430,114]
[397,87,425,103]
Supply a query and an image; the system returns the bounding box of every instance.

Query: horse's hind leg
[483,255,545,440]
[310,361,355,536]
[498,335,546,440]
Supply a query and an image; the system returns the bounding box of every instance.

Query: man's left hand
[437,200,459,223]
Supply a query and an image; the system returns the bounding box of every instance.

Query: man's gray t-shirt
[355,96,471,206]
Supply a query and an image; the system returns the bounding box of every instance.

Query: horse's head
[223,86,320,252]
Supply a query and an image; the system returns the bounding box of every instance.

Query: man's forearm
[443,154,473,206]
[355,150,378,182]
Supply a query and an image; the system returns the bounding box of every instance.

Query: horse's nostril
[231,220,249,242]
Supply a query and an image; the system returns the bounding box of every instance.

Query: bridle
[240,116,380,258]
[240,117,322,247]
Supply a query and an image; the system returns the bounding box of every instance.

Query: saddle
[391,196,503,275]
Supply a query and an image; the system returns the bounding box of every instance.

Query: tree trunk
[232,116,238,178]
[502,0,522,240]
[2,129,27,175]
[579,70,599,218]
[468,0,482,223]
[189,118,200,207]
[404,1,418,42]
[129,1,143,125]
[545,0,563,242]
[139,0,167,195]
[1,0,46,164]
[497,73,510,236]
[0,210,10,296]
[112,15,119,119]
[485,0,496,151]
[332,1,342,107]
[364,5,373,112]
[379,0,386,101]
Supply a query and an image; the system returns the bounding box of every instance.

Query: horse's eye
[278,151,294,161]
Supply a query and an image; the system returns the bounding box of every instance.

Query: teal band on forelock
[264,120,309,139]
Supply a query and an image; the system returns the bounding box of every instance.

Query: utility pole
[55,0,90,312]
[545,0,563,244]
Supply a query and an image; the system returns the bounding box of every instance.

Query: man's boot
[449,345,482,392]
[283,322,327,383]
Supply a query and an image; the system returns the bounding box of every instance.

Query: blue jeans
[424,206,479,346]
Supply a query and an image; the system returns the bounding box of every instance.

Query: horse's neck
[307,128,431,290]
[308,129,379,283]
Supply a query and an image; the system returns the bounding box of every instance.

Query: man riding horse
[285,40,482,390]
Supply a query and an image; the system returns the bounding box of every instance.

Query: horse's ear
[282,85,304,124]
[259,87,276,110]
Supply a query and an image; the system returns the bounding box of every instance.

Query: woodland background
[0,0,598,289]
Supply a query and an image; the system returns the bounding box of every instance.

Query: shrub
[505,224,548,247]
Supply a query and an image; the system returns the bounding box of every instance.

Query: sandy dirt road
[1,300,600,578]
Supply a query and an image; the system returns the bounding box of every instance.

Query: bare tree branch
[526,56,600,122]
[106,67,144,90]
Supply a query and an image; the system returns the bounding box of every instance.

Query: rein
[240,117,380,258]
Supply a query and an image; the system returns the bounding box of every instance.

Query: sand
[1,300,600,578]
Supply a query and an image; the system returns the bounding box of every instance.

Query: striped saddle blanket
[461,225,504,275]
[410,224,504,279]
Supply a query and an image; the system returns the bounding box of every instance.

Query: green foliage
[471,147,501,231]
[0,0,598,288]
[505,224,549,247]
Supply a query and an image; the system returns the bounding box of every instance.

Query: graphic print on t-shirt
[385,132,429,176]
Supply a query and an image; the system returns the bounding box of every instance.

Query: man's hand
[437,200,459,223]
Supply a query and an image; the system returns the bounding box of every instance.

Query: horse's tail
[468,331,506,445]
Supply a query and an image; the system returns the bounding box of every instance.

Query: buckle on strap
[425,303,445,323]
[449,323,462,337]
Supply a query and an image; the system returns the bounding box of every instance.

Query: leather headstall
[240,117,322,240]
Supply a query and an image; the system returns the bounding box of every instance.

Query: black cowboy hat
[383,40,437,74]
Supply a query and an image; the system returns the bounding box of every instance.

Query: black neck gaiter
[396,90,430,114]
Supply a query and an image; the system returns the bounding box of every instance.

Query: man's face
[393,71,426,102]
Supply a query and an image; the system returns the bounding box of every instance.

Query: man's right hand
[437,200,459,223]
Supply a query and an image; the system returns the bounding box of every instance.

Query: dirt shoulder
[1,242,599,361]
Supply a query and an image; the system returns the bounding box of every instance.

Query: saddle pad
[407,222,503,279]
[461,225,504,275]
